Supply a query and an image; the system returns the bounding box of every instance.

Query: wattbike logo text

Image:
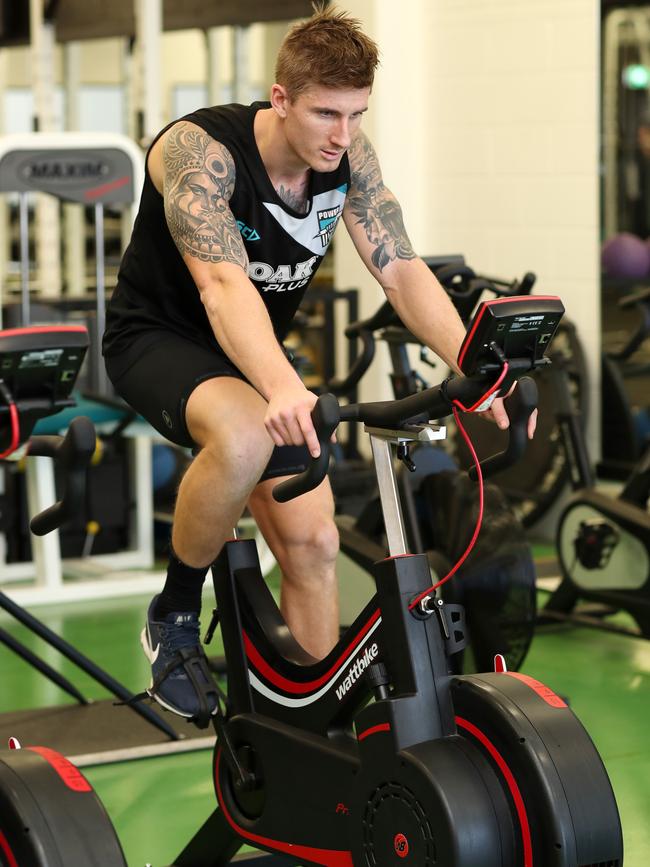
[335,643,379,701]
[249,255,318,293]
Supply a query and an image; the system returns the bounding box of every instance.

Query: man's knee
[186,378,273,487]
[279,514,340,575]
[309,517,340,564]
[199,429,273,490]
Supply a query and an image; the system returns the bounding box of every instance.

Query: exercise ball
[601,233,650,279]
[152,443,178,492]
[635,407,650,448]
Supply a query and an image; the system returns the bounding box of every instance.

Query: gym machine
[542,345,650,638]
[0,132,157,594]
[0,294,623,867]
[0,130,144,391]
[0,325,180,737]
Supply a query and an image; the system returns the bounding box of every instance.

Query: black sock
[154,549,208,620]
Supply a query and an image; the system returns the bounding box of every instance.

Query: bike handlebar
[272,394,341,504]
[26,416,96,536]
[272,374,538,503]
[467,377,538,480]
[327,329,376,396]
[327,302,396,396]
[609,287,650,362]
[344,300,395,338]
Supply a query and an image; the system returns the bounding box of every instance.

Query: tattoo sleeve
[162,122,248,268]
[346,131,416,272]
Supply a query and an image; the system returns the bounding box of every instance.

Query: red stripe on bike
[456,716,533,867]
[215,750,353,866]
[0,830,18,867]
[244,608,381,695]
[505,672,567,708]
[357,723,391,741]
[28,746,92,792]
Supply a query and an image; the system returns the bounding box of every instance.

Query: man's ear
[270,84,290,118]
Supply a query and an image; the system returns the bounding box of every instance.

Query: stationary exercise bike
[542,343,650,638]
[0,298,623,867]
[0,324,128,866]
[599,285,650,479]
[168,294,621,867]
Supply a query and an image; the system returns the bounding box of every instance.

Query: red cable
[0,403,20,459]
[408,405,485,611]
[454,361,509,413]
[407,361,511,611]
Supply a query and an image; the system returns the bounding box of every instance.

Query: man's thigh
[107,330,310,480]
[106,332,246,448]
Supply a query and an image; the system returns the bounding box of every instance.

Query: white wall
[335,0,601,451]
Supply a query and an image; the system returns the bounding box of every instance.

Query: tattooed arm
[160,121,321,454]
[343,131,466,373]
[343,131,535,434]
[162,122,248,269]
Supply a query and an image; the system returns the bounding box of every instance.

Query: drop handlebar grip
[272,394,340,503]
[468,376,538,481]
[27,416,96,536]
[344,300,397,337]
[327,329,375,397]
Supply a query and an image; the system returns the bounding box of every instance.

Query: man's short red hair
[275,3,380,100]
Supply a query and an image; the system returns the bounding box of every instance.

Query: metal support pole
[63,41,86,297]
[369,436,408,557]
[18,192,31,326]
[207,27,234,107]
[247,23,266,103]
[25,455,62,587]
[134,0,163,144]
[603,10,630,238]
[232,26,250,105]
[128,435,155,569]
[121,37,140,249]
[30,0,61,298]
[94,202,109,394]
[0,48,7,328]
[0,627,88,704]
[123,36,138,141]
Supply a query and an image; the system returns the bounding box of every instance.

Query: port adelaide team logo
[261,183,347,258]
[314,204,342,248]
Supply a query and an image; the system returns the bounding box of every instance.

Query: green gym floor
[1,559,649,867]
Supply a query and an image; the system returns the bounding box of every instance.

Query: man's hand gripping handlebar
[272,374,538,504]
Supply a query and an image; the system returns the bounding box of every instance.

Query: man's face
[279,84,370,172]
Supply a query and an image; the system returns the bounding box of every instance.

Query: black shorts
[104,330,310,482]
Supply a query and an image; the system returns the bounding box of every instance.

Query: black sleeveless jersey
[103,102,350,376]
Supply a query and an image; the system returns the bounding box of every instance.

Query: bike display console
[0,325,88,450]
[458,295,565,374]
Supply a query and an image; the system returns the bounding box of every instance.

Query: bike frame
[173,423,469,866]
[211,422,461,740]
